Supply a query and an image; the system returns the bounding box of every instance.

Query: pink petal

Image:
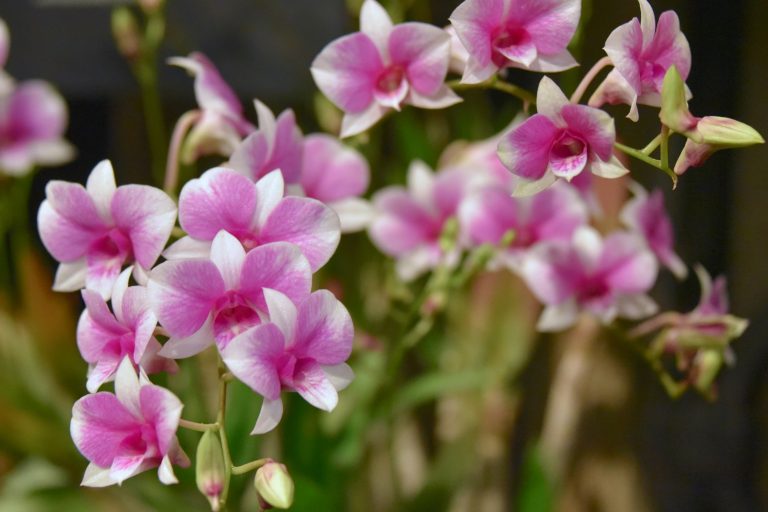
[497,114,559,180]
[159,315,216,359]
[71,392,138,468]
[259,197,341,271]
[459,187,519,246]
[535,76,569,121]
[369,188,437,255]
[139,385,183,456]
[109,454,147,485]
[111,185,176,269]
[603,19,643,100]
[209,230,246,290]
[517,0,581,55]
[339,102,387,138]
[263,288,298,345]
[169,53,245,123]
[114,358,142,417]
[179,167,257,241]
[449,0,505,79]
[360,0,394,53]
[389,23,451,96]
[600,232,658,294]
[311,32,383,113]
[527,50,579,72]
[265,109,304,184]
[520,242,576,304]
[86,250,126,301]
[292,360,338,411]
[645,10,691,86]
[148,260,225,338]
[3,80,68,143]
[407,85,463,109]
[221,323,285,400]
[293,290,354,365]
[301,134,370,202]
[86,160,117,223]
[253,170,285,228]
[239,242,313,311]
[251,397,284,435]
[588,69,639,121]
[81,462,118,487]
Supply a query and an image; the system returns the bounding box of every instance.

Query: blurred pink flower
[521,226,658,331]
[78,267,176,392]
[620,183,686,279]
[149,231,312,357]
[369,162,475,281]
[311,0,460,138]
[0,81,74,176]
[299,133,372,232]
[498,77,627,194]
[228,100,304,184]
[459,182,588,269]
[71,358,189,487]
[449,0,580,84]
[589,0,691,121]
[37,160,177,299]
[170,168,340,271]
[221,289,354,434]
[169,52,255,163]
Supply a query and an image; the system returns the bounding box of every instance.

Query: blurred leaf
[517,444,554,512]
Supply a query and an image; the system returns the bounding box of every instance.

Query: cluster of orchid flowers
[0,19,72,177]
[27,0,763,509]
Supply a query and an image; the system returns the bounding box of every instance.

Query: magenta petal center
[90,228,133,263]
[212,292,262,349]
[491,25,531,66]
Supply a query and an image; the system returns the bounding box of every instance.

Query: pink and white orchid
[459,182,588,269]
[221,288,354,434]
[170,168,340,271]
[299,134,372,233]
[521,226,658,331]
[369,162,475,281]
[589,0,691,121]
[311,0,460,138]
[78,267,176,393]
[169,52,255,163]
[149,231,312,357]
[71,358,189,487]
[498,77,627,195]
[620,183,687,279]
[449,0,580,84]
[227,100,304,184]
[37,160,177,299]
[0,81,74,176]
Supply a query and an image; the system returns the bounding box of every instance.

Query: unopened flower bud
[138,0,164,15]
[111,7,141,63]
[694,116,764,148]
[691,349,724,397]
[254,461,294,510]
[196,430,228,511]
[660,66,698,135]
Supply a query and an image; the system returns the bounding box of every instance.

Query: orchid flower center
[640,59,668,91]
[90,228,132,260]
[212,291,261,349]
[577,278,610,302]
[491,25,531,66]
[376,65,406,94]
[551,133,586,159]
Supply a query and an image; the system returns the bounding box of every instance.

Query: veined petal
[560,104,615,161]
[114,357,142,417]
[111,267,132,325]
[38,184,106,262]
[179,167,257,241]
[293,290,354,365]
[526,49,579,72]
[109,455,146,485]
[263,288,298,344]
[148,260,225,338]
[407,85,463,109]
[293,360,338,411]
[339,102,387,138]
[311,32,383,113]
[111,185,176,269]
[603,19,643,104]
[535,76,569,121]
[253,170,285,229]
[369,188,436,255]
[71,392,138,469]
[239,242,312,311]
[81,463,118,488]
[259,197,341,271]
[600,232,658,294]
[588,69,639,122]
[169,53,244,120]
[139,385,183,455]
[497,114,559,180]
[449,0,505,79]
[360,0,394,54]
[53,260,88,292]
[86,160,117,223]
[520,0,581,55]
[267,108,304,184]
[159,315,216,359]
[163,237,211,260]
[221,323,284,400]
[209,231,246,290]
[323,363,355,391]
[389,22,451,96]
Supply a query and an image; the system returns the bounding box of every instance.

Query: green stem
[231,458,270,476]
[217,361,233,505]
[660,125,670,170]
[614,141,678,185]
[178,419,217,432]
[641,134,663,155]
[448,76,536,105]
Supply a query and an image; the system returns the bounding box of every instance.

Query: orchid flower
[311,0,460,138]
[78,267,176,392]
[227,100,304,184]
[0,81,74,176]
[148,231,312,357]
[498,77,628,195]
[221,288,354,434]
[589,0,691,121]
[459,182,588,270]
[169,168,340,271]
[71,358,189,487]
[169,52,255,163]
[521,226,659,331]
[299,133,372,233]
[369,162,476,281]
[449,0,580,84]
[37,160,177,299]
[620,182,687,279]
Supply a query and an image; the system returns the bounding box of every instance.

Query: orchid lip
[491,25,531,66]
[212,292,262,349]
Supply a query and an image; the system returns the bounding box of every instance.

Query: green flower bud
[660,66,697,135]
[196,430,228,511]
[254,461,294,510]
[111,7,141,62]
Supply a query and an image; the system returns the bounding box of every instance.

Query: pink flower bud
[254,461,294,510]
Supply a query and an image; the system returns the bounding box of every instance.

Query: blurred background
[0,0,767,510]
